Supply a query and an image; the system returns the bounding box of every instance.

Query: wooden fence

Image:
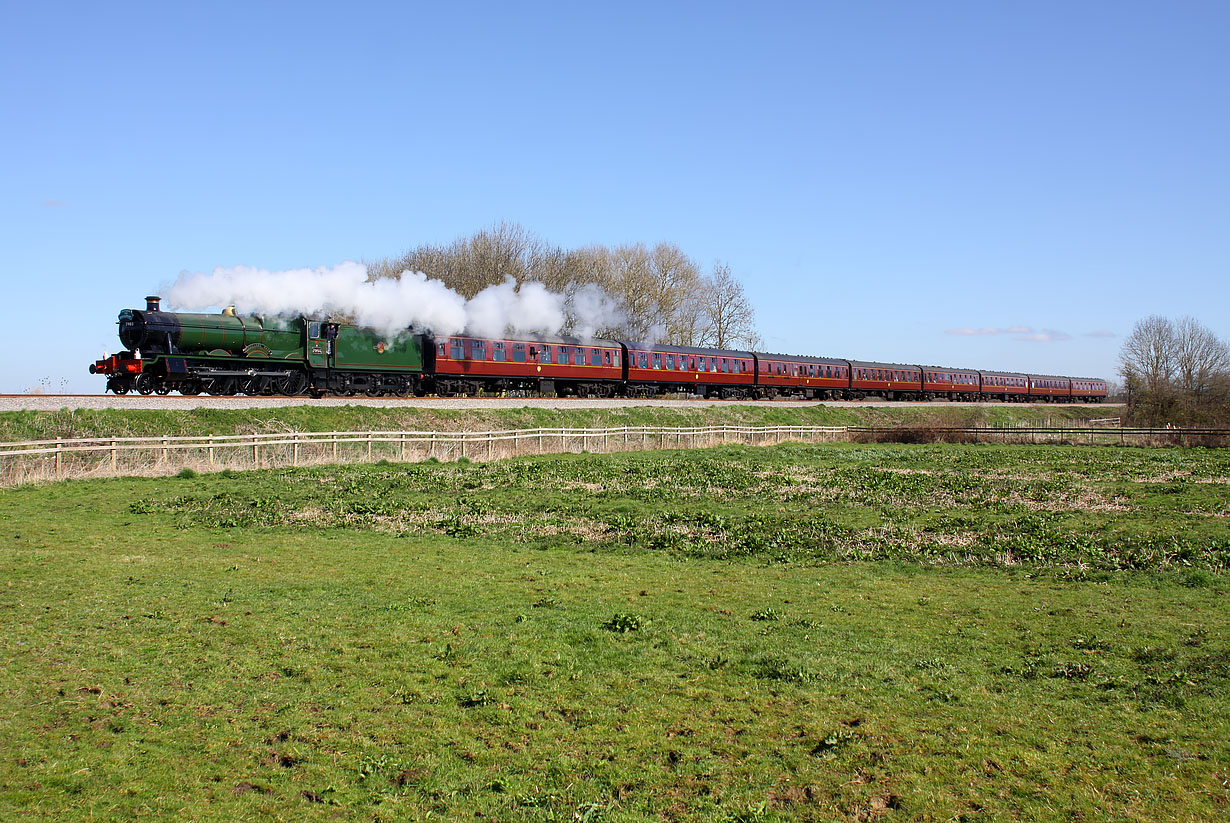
[1,424,1225,485]
[0,424,847,485]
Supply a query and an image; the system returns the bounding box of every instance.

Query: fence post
[367,433,373,462]
[487,434,493,461]
[55,438,62,478]
[253,441,259,468]
[110,439,117,472]
[293,433,300,467]
[332,435,338,461]
[400,433,406,461]
[162,437,169,464]
[430,433,436,458]
[208,436,215,466]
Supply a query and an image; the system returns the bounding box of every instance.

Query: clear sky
[3,1,1227,393]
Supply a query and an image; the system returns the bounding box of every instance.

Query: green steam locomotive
[90,297,425,396]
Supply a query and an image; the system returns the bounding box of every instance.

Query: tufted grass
[1,442,1226,822]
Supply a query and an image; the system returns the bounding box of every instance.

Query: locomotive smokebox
[146,296,162,312]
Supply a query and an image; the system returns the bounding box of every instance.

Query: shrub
[602,613,644,633]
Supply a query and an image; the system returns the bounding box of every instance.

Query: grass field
[2,442,1226,821]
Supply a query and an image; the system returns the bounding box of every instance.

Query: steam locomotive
[89,296,1108,402]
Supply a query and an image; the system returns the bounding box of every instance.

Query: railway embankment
[0,401,1114,445]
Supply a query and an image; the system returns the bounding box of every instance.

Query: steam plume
[163,262,621,340]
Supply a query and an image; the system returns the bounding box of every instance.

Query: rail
[1,424,1225,485]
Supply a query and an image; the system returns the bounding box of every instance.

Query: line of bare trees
[1120,315,1230,424]
[367,221,760,348]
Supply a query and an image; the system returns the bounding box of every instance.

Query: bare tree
[697,261,758,349]
[370,221,554,297]
[1119,315,1176,400]
[1173,316,1229,411]
[607,243,657,340]
[367,225,761,348]
[1120,314,1230,423]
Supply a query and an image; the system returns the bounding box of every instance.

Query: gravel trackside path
[0,395,1118,412]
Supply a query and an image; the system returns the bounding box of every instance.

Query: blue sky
[3,1,1227,392]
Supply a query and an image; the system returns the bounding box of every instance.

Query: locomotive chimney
[145,295,161,312]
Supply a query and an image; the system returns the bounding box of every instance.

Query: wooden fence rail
[1,425,1225,485]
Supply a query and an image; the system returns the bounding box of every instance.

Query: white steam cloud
[163,262,622,341]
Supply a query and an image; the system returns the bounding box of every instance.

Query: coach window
[510,344,525,363]
[493,342,506,362]
[653,353,662,369]
[438,342,447,357]
[604,350,612,366]
[591,348,601,366]
[573,348,584,366]
[665,354,675,370]
[539,346,551,364]
[472,340,486,361]
[450,339,465,360]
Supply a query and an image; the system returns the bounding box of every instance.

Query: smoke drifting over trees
[163,222,759,347]
[368,221,759,347]
[1120,315,1230,424]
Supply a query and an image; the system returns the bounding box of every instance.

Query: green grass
[2,443,1226,822]
[0,401,1111,444]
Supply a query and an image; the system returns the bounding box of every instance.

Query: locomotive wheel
[112,381,130,395]
[134,373,155,395]
[215,377,239,396]
[154,383,171,395]
[180,381,202,396]
[276,372,308,396]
